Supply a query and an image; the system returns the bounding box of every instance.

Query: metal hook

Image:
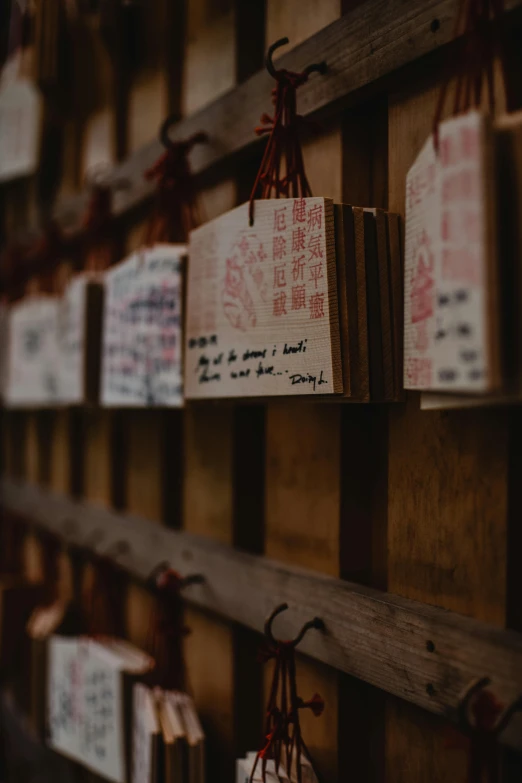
[159,115,208,151]
[458,676,491,730]
[459,677,522,737]
[147,561,205,590]
[264,602,324,647]
[265,37,327,81]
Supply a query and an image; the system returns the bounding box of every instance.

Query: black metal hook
[147,561,205,590]
[159,115,208,152]
[264,602,324,647]
[459,677,522,737]
[265,37,327,81]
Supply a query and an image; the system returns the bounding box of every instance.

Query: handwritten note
[48,638,126,783]
[101,243,185,407]
[185,198,342,398]
[0,77,42,182]
[5,296,61,406]
[404,111,499,392]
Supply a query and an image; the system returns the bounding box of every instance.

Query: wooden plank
[35,0,520,235]
[3,477,522,753]
[386,70,511,781]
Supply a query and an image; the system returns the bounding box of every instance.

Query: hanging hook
[147,561,205,590]
[265,37,327,81]
[264,602,324,647]
[459,677,522,736]
[159,114,208,151]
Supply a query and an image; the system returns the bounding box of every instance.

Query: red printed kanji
[292,198,307,224]
[410,231,434,324]
[307,204,322,231]
[440,135,457,167]
[309,292,325,319]
[274,207,287,232]
[258,244,268,263]
[291,285,306,311]
[292,226,306,253]
[292,255,306,282]
[274,265,287,288]
[238,236,249,256]
[309,263,323,289]
[307,234,323,261]
[405,357,432,387]
[273,292,287,317]
[460,125,479,160]
[273,235,286,260]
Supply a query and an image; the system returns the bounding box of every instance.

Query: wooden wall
[2,1,522,781]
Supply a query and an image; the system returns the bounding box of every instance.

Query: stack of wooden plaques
[184,197,402,403]
[404,109,522,409]
[133,685,205,783]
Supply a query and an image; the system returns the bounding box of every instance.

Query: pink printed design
[410,231,435,353]
[410,231,434,325]
[222,232,267,331]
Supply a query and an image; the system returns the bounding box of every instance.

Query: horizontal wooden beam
[2,477,522,749]
[39,0,519,237]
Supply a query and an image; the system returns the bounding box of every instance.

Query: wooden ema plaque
[184,198,342,399]
[100,244,185,407]
[58,273,103,405]
[5,295,61,406]
[404,110,500,393]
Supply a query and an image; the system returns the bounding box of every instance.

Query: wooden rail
[2,476,522,750]
[31,0,520,237]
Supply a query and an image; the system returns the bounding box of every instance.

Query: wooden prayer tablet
[495,111,522,392]
[404,110,500,393]
[157,690,187,783]
[0,76,42,182]
[58,273,104,405]
[386,212,403,399]
[48,636,154,783]
[171,692,205,783]
[101,244,185,408]
[333,204,370,401]
[131,684,160,783]
[5,295,61,407]
[184,198,342,399]
[26,599,81,741]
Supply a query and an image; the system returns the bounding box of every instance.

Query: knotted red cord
[0,513,24,575]
[249,68,313,226]
[467,690,504,783]
[83,184,114,272]
[251,639,323,783]
[433,0,512,147]
[146,568,188,692]
[40,532,62,607]
[144,132,206,245]
[25,221,65,291]
[0,244,27,298]
[86,556,126,639]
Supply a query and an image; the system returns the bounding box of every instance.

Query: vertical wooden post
[263,4,343,780]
